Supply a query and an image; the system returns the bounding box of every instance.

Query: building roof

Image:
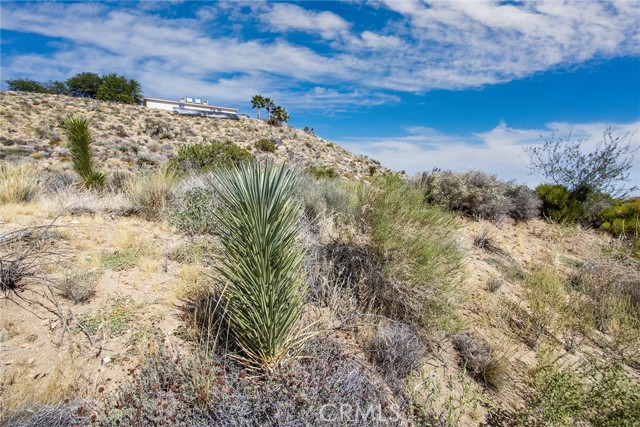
[143,96,237,113]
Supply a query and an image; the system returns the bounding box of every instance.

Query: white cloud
[262,3,350,39]
[0,1,638,109]
[336,120,640,192]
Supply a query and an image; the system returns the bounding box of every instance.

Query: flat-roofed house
[143,96,239,119]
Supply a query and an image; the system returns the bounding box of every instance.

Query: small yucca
[63,116,105,189]
[212,162,307,369]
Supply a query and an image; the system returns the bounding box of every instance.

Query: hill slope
[0,91,383,179]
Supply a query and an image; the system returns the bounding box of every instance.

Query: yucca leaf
[212,162,307,369]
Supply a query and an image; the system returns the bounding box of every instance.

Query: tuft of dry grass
[452,332,510,389]
[125,169,177,221]
[0,162,40,204]
[57,269,99,303]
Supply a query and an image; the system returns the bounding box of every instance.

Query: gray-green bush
[418,169,540,221]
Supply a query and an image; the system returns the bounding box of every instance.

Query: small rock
[27,358,35,365]
[102,356,111,365]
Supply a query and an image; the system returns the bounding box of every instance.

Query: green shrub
[535,184,584,223]
[169,142,252,175]
[360,175,465,331]
[213,162,306,369]
[63,117,105,189]
[600,198,640,238]
[171,187,217,235]
[254,138,276,153]
[520,348,640,426]
[419,169,540,221]
[308,165,338,180]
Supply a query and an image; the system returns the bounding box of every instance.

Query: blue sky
[1,0,639,189]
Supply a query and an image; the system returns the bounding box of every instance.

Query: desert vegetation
[1,92,638,426]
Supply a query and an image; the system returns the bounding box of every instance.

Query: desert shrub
[526,127,638,199]
[63,116,105,189]
[600,198,640,238]
[97,338,402,426]
[125,170,177,221]
[366,321,424,395]
[452,332,508,388]
[168,142,252,175]
[0,224,63,295]
[360,175,465,332]
[570,255,639,350]
[254,138,276,153]
[308,165,338,180]
[536,183,616,225]
[0,162,40,204]
[212,162,307,369]
[171,187,217,235]
[296,175,358,223]
[520,348,640,426]
[45,187,134,217]
[418,169,540,221]
[2,401,90,427]
[58,269,98,303]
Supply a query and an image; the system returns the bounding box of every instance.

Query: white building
[143,96,239,119]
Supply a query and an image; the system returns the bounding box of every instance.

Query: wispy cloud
[337,120,640,190]
[1,0,638,108]
[262,3,350,39]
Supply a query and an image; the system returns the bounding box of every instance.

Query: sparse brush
[366,321,425,396]
[452,332,509,388]
[0,162,40,204]
[125,169,177,221]
[0,224,63,295]
[2,401,90,427]
[520,346,640,426]
[57,269,98,303]
[212,162,307,370]
[63,116,105,189]
[96,337,402,426]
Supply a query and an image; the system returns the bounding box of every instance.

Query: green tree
[264,97,275,120]
[63,116,105,189]
[6,78,50,93]
[251,94,265,119]
[66,72,103,98]
[269,105,290,126]
[526,127,638,199]
[96,73,142,104]
[44,80,69,95]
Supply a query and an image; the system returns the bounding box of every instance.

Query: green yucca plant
[63,116,105,189]
[212,162,307,370]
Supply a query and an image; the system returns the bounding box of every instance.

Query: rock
[102,356,111,365]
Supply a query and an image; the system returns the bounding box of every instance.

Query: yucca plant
[212,162,307,370]
[63,116,105,189]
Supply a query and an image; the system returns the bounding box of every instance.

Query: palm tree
[263,97,275,120]
[251,95,265,119]
[269,105,290,126]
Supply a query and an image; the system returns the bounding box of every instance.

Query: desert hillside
[0,91,383,180]
[1,92,638,427]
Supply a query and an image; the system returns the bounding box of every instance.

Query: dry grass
[452,332,510,389]
[57,268,99,303]
[0,162,40,204]
[124,169,177,220]
[0,355,90,420]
